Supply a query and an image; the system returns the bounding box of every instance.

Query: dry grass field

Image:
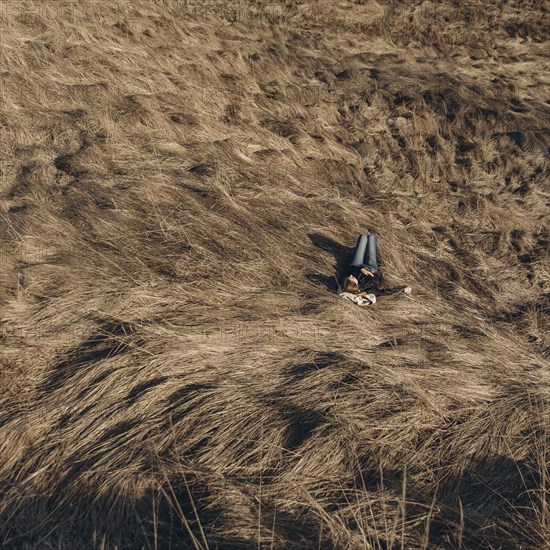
[1,1,549,548]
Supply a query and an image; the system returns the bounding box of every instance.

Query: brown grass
[0,0,549,548]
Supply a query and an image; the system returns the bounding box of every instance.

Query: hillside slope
[0,1,549,548]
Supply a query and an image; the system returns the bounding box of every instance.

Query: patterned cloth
[337,289,377,306]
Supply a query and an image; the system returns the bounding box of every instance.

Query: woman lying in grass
[338,233,412,306]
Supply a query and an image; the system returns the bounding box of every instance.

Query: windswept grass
[0,1,549,548]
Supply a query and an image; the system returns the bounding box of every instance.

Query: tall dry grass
[0,0,549,548]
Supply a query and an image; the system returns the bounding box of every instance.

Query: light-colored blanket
[337,289,376,306]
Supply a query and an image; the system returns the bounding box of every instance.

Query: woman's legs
[364,233,379,274]
[350,234,369,267]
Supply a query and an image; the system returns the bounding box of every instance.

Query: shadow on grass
[354,454,545,549]
[0,468,328,549]
[306,232,355,292]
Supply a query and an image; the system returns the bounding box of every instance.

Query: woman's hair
[343,276,359,293]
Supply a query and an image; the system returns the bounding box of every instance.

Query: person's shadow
[306,233,355,292]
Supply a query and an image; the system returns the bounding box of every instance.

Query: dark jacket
[346,267,407,298]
